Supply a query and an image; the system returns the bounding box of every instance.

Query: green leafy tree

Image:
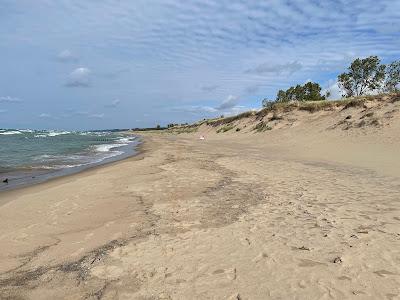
[338,56,386,97]
[337,73,354,97]
[295,84,305,100]
[274,82,325,102]
[385,60,400,92]
[303,82,325,101]
[276,90,288,102]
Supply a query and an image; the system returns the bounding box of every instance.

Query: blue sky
[0,0,399,130]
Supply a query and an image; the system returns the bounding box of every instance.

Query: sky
[0,0,399,130]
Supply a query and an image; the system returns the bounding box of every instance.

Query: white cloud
[0,96,22,103]
[57,49,78,62]
[65,67,91,87]
[105,99,121,108]
[0,109,7,113]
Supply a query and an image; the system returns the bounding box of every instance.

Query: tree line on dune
[262,56,400,107]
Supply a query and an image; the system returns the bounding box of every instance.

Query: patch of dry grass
[216,125,235,133]
[253,121,272,132]
[167,126,198,134]
[207,111,255,127]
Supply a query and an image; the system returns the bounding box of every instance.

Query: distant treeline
[263,56,400,107]
[132,122,190,131]
[131,125,165,131]
[167,123,188,128]
[93,129,130,132]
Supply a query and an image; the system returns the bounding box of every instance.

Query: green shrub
[253,121,272,132]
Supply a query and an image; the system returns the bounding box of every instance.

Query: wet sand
[1,105,400,299]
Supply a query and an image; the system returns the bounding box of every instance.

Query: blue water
[0,129,138,190]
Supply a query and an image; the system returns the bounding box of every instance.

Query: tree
[274,82,325,102]
[276,90,288,102]
[338,73,354,97]
[303,82,326,101]
[285,85,304,101]
[338,56,386,97]
[294,84,305,101]
[384,60,400,92]
[262,98,275,108]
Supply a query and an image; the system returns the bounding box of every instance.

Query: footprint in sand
[252,252,268,263]
[337,276,352,281]
[298,259,326,267]
[212,268,237,280]
[374,270,398,277]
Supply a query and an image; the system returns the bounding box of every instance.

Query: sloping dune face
[1,94,400,299]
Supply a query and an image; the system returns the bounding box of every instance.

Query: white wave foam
[95,144,120,152]
[0,130,22,135]
[33,149,124,170]
[48,131,70,137]
[33,130,71,138]
[91,136,136,155]
[33,154,86,162]
[78,132,90,136]
[97,150,124,161]
[117,137,135,143]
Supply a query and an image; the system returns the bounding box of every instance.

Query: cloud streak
[88,113,104,119]
[38,113,58,120]
[201,85,219,92]
[245,61,302,75]
[68,110,105,119]
[0,96,22,103]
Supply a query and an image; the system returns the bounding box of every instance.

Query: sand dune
[0,95,399,299]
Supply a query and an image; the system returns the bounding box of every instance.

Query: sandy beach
[1,98,400,299]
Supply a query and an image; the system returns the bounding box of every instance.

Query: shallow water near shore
[0,129,139,191]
